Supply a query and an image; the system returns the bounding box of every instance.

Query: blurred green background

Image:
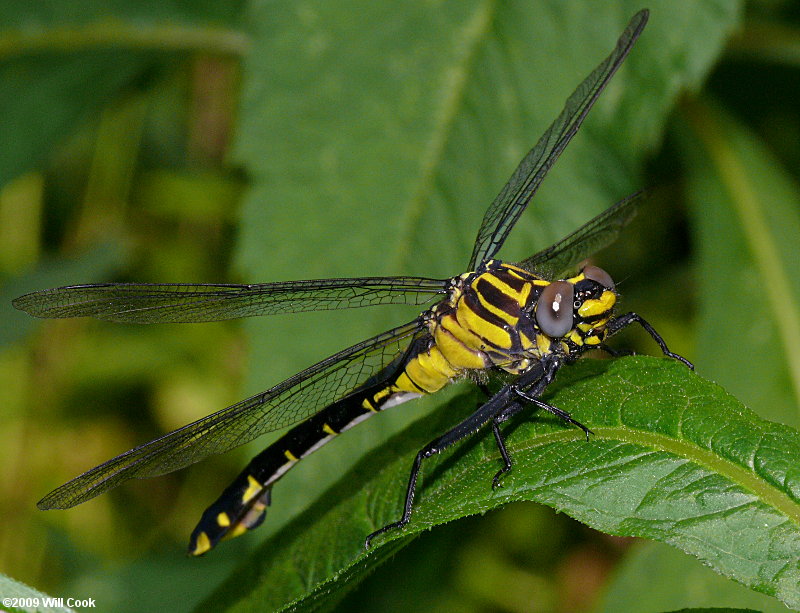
[1,1,799,611]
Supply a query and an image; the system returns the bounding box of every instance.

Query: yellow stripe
[441,314,483,349]
[242,474,261,504]
[191,532,211,556]
[373,388,392,403]
[518,330,534,351]
[566,330,583,346]
[498,262,531,276]
[228,524,248,538]
[476,289,519,326]
[458,302,513,349]
[393,372,427,394]
[536,334,551,355]
[217,512,231,528]
[404,354,450,393]
[434,319,487,369]
[284,450,299,462]
[518,282,532,306]
[361,397,378,411]
[426,346,458,378]
[322,423,337,435]
[578,290,616,317]
[477,273,526,308]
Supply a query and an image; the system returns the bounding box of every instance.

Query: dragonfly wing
[13,277,447,323]
[467,10,648,270]
[38,318,426,509]
[516,189,643,278]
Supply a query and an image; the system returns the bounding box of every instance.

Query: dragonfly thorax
[421,261,617,382]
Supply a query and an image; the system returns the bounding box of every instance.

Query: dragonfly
[14,9,691,556]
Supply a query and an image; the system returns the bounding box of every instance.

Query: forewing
[516,190,642,278]
[13,277,447,323]
[467,10,648,269]
[38,319,426,509]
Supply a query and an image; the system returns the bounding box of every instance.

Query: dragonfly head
[534,265,617,348]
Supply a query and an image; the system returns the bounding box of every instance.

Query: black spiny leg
[510,389,593,442]
[491,420,513,489]
[489,357,592,442]
[608,312,694,370]
[365,448,427,548]
[365,358,561,548]
[481,383,515,487]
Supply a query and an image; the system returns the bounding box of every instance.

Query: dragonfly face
[13,9,692,556]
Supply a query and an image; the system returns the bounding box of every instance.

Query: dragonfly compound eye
[536,281,575,338]
[583,265,615,290]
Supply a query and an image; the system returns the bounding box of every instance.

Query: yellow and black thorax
[374,260,619,404]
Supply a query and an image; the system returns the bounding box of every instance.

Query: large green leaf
[201,357,800,611]
[235,0,738,282]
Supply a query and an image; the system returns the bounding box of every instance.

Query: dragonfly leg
[608,312,694,370]
[491,419,513,489]
[365,386,530,547]
[364,446,427,548]
[510,389,593,442]
[488,356,592,441]
[365,358,563,548]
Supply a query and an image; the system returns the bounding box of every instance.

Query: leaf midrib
[416,424,800,529]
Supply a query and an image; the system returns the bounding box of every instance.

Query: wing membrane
[12,277,447,323]
[38,319,426,509]
[517,190,643,278]
[468,9,648,269]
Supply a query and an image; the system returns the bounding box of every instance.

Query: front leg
[607,312,693,370]
[491,420,513,489]
[510,389,592,441]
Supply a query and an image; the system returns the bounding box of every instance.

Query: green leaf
[235,0,739,282]
[0,572,71,613]
[202,357,800,611]
[676,99,800,427]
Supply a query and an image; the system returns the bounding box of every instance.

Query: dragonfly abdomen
[188,363,427,555]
